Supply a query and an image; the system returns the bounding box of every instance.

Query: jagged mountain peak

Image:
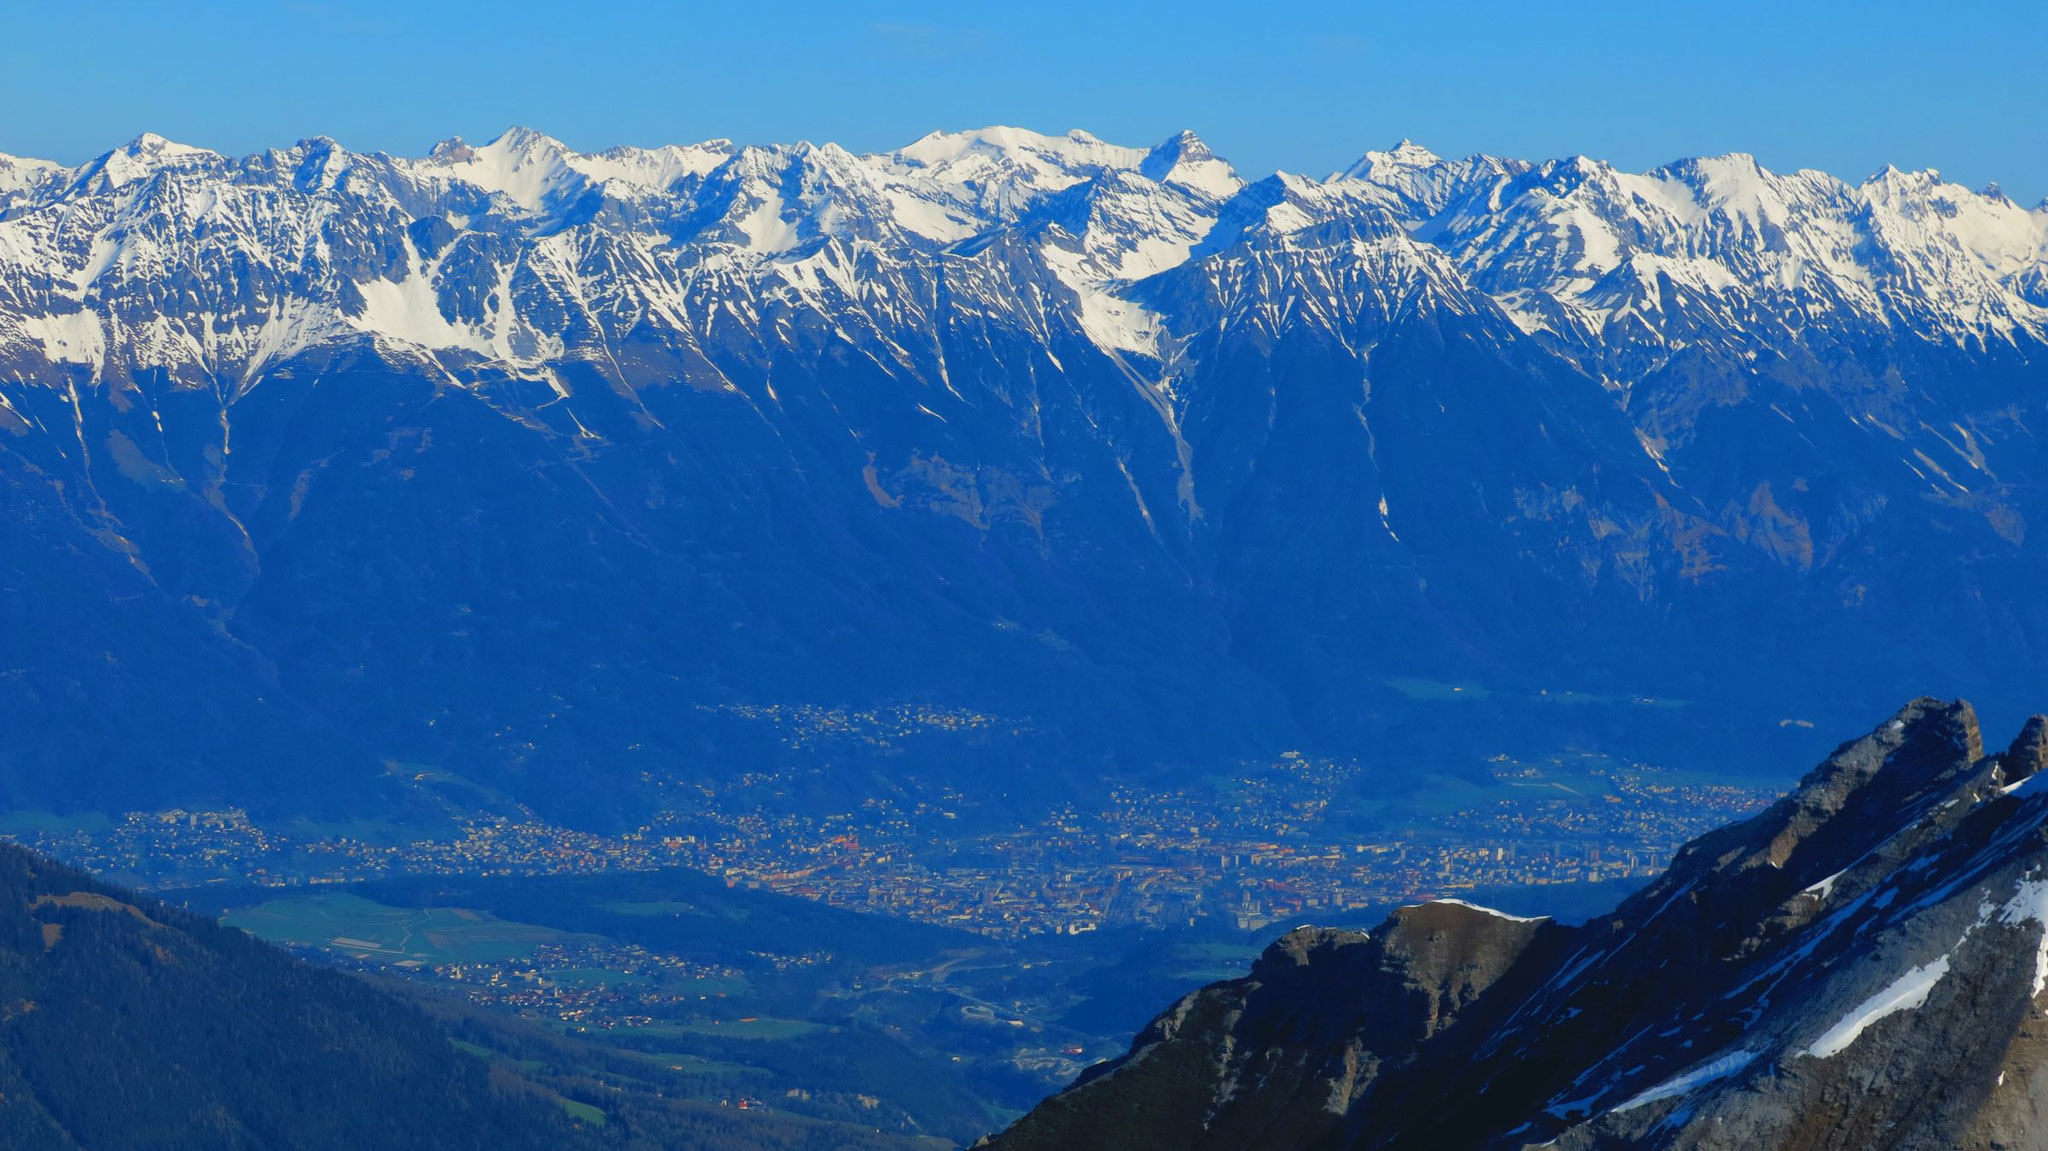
[271,134,361,193]
[1649,151,1777,204]
[0,149,62,173]
[1152,128,1210,151]
[64,130,222,194]
[990,702,2048,1151]
[1195,170,1414,254]
[1336,140,1526,220]
[1865,160,1937,187]
[0,151,65,210]
[571,138,736,191]
[119,130,214,158]
[2004,715,2048,784]
[426,134,477,161]
[883,125,1153,221]
[892,124,1144,176]
[488,123,569,151]
[1618,699,1988,919]
[415,126,738,213]
[411,126,587,213]
[1340,137,1444,177]
[425,125,570,162]
[1138,129,1239,201]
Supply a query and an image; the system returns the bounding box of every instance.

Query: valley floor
[2,740,1780,1146]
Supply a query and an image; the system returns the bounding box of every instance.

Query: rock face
[3,127,2048,813]
[979,905,1546,1150]
[986,700,2048,1150]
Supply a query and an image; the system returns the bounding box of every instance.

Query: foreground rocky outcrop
[986,699,2048,1150]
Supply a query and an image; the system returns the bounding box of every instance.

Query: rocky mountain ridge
[986,699,2048,1150]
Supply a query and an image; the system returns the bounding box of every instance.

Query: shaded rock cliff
[988,700,2048,1150]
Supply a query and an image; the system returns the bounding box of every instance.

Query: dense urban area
[6,748,1772,938]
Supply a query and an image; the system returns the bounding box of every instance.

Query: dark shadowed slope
[0,842,597,1150]
[4,842,973,1151]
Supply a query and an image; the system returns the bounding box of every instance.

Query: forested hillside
[1,844,940,1150]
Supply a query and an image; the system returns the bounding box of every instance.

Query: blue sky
[6,0,2044,201]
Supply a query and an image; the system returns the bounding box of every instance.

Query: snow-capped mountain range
[2,126,2046,813]
[4,126,2039,388]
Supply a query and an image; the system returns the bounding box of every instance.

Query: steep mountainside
[985,699,2048,1150]
[0,842,588,1149]
[2,843,943,1150]
[2,127,2046,813]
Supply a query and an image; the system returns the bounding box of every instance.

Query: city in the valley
[10,744,1769,938]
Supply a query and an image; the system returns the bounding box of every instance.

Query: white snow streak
[1803,956,1951,1059]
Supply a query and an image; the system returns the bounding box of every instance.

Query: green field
[225,893,578,965]
[556,1097,606,1125]
[449,1038,549,1072]
[598,1017,822,1041]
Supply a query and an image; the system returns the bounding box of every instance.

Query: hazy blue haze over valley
[11,9,2048,1145]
